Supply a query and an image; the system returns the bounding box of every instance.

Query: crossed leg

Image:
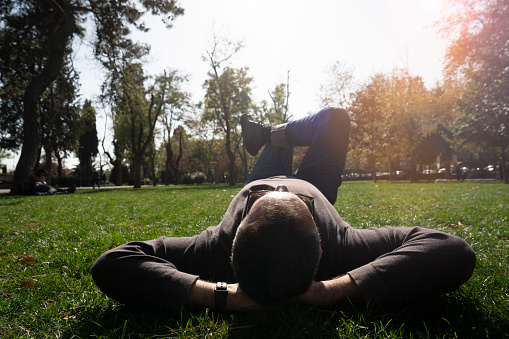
[245,108,350,205]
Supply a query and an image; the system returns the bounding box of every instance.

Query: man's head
[231,185,321,306]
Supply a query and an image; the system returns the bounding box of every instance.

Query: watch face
[216,282,227,291]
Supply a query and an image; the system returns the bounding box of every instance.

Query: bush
[181,172,206,184]
[54,176,77,188]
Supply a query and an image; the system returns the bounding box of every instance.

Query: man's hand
[299,274,363,306]
[299,281,331,306]
[186,279,261,311]
[226,283,261,311]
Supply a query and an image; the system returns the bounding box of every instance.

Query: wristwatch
[214,282,228,311]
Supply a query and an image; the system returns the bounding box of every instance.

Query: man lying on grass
[92,108,476,312]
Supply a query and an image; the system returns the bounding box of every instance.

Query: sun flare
[422,0,447,14]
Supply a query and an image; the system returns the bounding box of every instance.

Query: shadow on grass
[0,194,29,202]
[65,294,508,339]
[0,198,24,206]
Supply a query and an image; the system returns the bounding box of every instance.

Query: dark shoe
[241,114,271,156]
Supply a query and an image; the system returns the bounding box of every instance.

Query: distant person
[93,108,476,312]
[32,169,75,195]
[92,170,100,189]
[102,173,107,186]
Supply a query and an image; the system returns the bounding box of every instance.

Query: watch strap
[214,281,228,311]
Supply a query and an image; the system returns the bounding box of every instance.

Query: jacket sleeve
[341,226,476,305]
[92,231,231,312]
[91,183,262,312]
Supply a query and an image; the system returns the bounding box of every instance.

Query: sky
[5,0,451,172]
[76,0,449,115]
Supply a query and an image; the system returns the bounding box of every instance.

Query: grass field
[1,181,508,338]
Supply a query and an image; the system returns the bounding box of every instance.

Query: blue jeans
[246,108,350,205]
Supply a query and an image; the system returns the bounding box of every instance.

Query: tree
[350,69,438,181]
[185,110,223,183]
[0,1,43,151]
[1,0,184,194]
[102,96,130,186]
[414,132,451,172]
[112,61,169,188]
[164,125,188,184]
[385,70,431,181]
[103,137,128,187]
[266,71,292,125]
[77,100,99,186]
[426,81,464,178]
[39,54,82,184]
[4,1,76,194]
[439,0,509,183]
[350,73,389,181]
[203,37,253,185]
[319,60,357,110]
[159,70,191,185]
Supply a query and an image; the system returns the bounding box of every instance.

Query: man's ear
[320,248,323,259]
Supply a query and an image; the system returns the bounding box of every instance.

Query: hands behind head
[299,274,363,307]
[227,283,262,311]
[298,281,331,306]
[227,275,362,311]
[232,281,334,310]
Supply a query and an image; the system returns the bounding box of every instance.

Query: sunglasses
[242,189,315,219]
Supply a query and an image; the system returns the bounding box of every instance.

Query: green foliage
[40,54,83,181]
[159,70,192,184]
[0,0,51,151]
[2,0,185,193]
[348,69,464,181]
[1,182,508,338]
[262,81,291,125]
[350,73,389,178]
[77,100,99,185]
[203,67,254,135]
[201,37,254,185]
[440,0,509,181]
[181,171,206,184]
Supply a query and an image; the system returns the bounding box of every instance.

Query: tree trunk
[369,153,377,183]
[133,155,142,188]
[228,154,236,185]
[44,140,53,185]
[167,128,184,185]
[175,129,183,184]
[225,130,236,186]
[150,148,157,186]
[174,169,181,185]
[409,158,418,182]
[388,156,395,181]
[112,159,123,186]
[165,145,171,185]
[502,144,508,184]
[55,151,63,185]
[444,157,451,179]
[12,92,42,193]
[11,1,74,194]
[242,145,248,182]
